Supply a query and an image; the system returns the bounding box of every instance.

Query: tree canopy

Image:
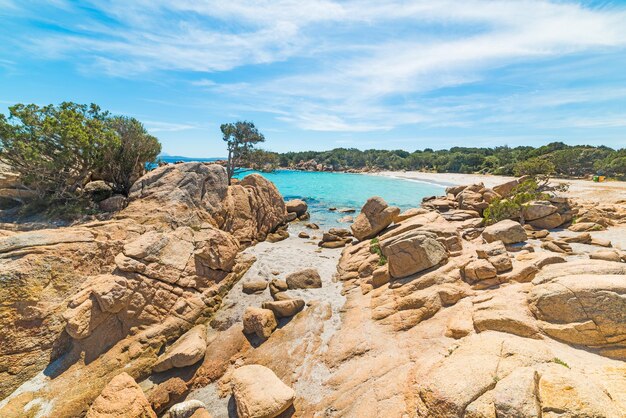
[220,121,265,183]
[0,102,161,205]
[275,142,626,179]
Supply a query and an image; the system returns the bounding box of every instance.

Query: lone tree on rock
[220,121,265,184]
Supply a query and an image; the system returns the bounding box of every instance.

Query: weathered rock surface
[230,365,295,418]
[0,163,286,416]
[482,220,527,244]
[153,325,208,372]
[285,199,307,217]
[168,400,209,418]
[522,200,558,221]
[351,196,400,241]
[529,272,626,359]
[261,299,305,318]
[285,268,322,289]
[381,230,447,278]
[3,172,626,418]
[242,280,268,294]
[243,307,278,339]
[147,377,188,414]
[86,372,156,418]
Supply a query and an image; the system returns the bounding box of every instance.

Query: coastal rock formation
[0,163,288,417]
[529,272,626,358]
[2,171,626,418]
[285,199,307,217]
[351,196,400,241]
[381,230,448,278]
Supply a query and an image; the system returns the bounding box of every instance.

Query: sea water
[234,169,444,228]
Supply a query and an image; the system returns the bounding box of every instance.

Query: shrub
[370,237,387,266]
[483,178,550,225]
[0,102,161,207]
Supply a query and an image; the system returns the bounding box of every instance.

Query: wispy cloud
[3,0,626,136]
[143,120,198,133]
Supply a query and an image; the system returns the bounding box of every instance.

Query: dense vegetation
[0,102,161,211]
[274,143,626,179]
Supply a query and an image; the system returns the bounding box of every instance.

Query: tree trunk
[227,149,233,185]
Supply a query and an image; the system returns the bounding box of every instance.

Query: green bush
[370,237,387,266]
[483,179,550,225]
[0,102,161,207]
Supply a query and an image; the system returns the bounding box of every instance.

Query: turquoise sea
[234,169,444,228]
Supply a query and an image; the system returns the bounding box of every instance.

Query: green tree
[99,116,161,194]
[513,158,555,177]
[0,102,114,201]
[0,102,161,208]
[220,121,265,184]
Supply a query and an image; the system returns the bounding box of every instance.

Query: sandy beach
[375,171,626,203]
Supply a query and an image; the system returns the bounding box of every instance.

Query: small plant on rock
[370,237,387,266]
[483,178,551,225]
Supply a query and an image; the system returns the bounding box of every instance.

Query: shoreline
[372,170,626,203]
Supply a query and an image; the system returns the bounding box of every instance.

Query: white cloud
[6,0,626,132]
[143,120,198,133]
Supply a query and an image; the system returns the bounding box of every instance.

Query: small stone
[261,299,305,318]
[242,281,268,294]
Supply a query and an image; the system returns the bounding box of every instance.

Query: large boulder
[482,220,527,244]
[381,230,447,279]
[528,212,564,230]
[351,197,400,241]
[285,199,307,217]
[528,274,626,359]
[231,365,295,418]
[86,372,157,418]
[285,268,322,289]
[243,307,278,339]
[153,325,208,372]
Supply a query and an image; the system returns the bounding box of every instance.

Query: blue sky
[1,0,626,157]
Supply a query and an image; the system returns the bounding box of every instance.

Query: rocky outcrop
[86,372,156,418]
[3,170,626,418]
[529,272,626,359]
[318,227,352,248]
[351,196,400,241]
[230,365,295,418]
[261,299,305,318]
[0,163,288,416]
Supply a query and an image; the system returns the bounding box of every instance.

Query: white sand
[374,171,626,203]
